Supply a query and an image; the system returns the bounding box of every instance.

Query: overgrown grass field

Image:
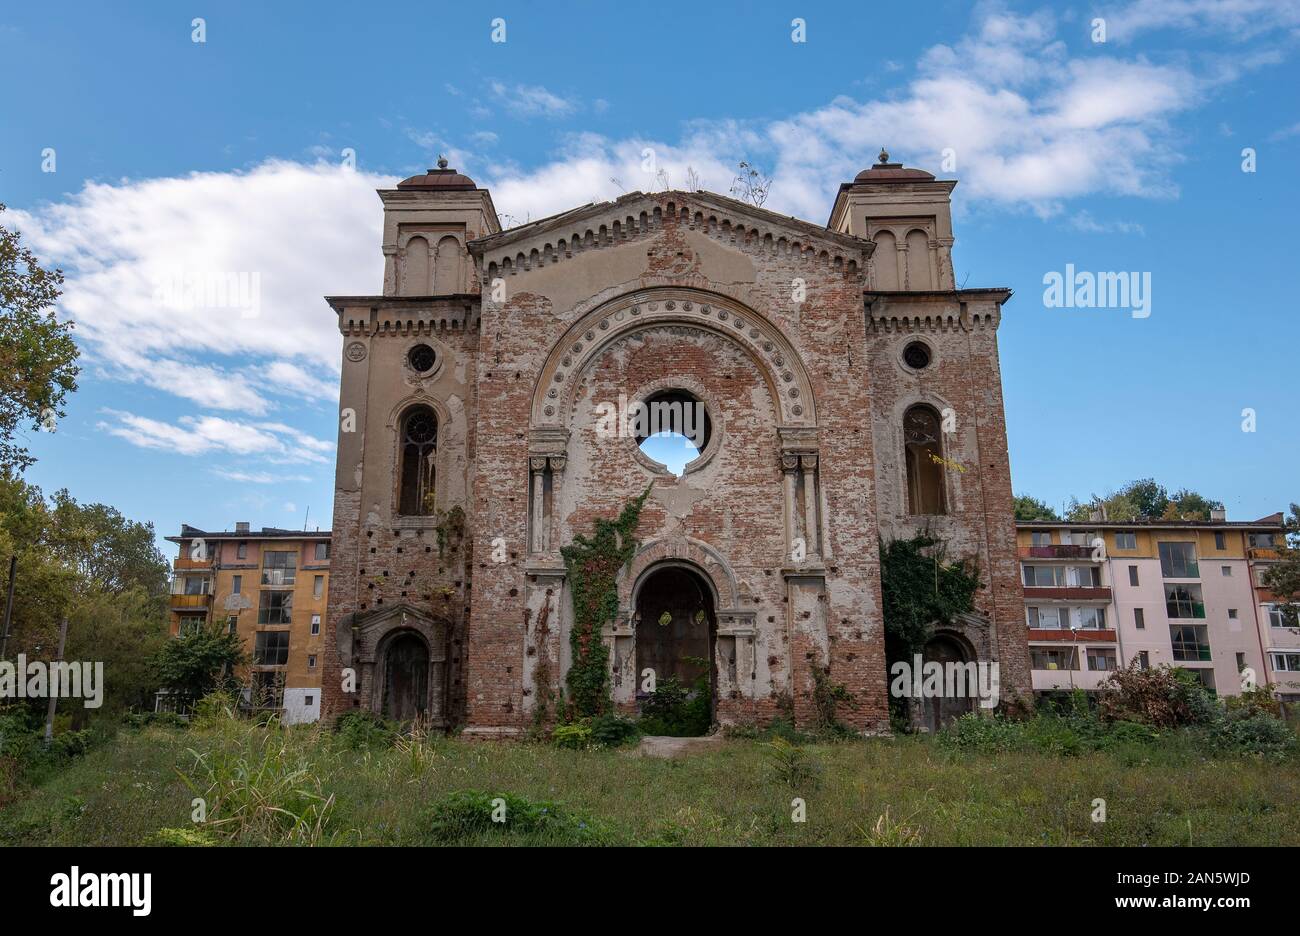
[3,712,1298,846]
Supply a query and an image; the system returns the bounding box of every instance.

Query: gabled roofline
[467,188,871,257]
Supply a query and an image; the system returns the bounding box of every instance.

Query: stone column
[782,454,799,561]
[801,454,819,559]
[530,457,546,554]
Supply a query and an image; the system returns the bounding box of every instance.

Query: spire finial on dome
[437,154,449,169]
[878,147,890,164]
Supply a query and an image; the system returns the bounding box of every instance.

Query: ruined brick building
[321,151,1031,736]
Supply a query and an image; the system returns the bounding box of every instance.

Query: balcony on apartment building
[173,556,215,571]
[169,592,213,610]
[1017,544,1099,560]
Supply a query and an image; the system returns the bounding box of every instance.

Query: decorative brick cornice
[473,191,869,283]
[325,296,480,338]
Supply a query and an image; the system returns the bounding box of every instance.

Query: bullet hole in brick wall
[401,591,407,597]
[396,547,403,554]
[370,547,376,554]
[506,666,512,674]
[425,546,431,553]
[367,583,374,590]
[510,551,518,559]
[817,594,826,602]
[805,651,814,660]
[768,655,779,666]
[366,530,373,538]
[802,611,811,619]
[382,570,389,577]
[764,569,773,576]
[767,616,775,623]
[359,568,365,575]
[509,587,518,597]
[846,653,856,661]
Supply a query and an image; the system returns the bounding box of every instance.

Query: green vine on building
[879,533,981,667]
[560,486,651,719]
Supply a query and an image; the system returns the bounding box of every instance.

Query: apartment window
[313,575,324,599]
[1214,531,1226,550]
[311,613,321,636]
[1031,531,1052,547]
[305,695,315,706]
[1270,652,1300,672]
[262,550,297,586]
[253,630,290,666]
[1138,651,1150,670]
[1023,565,1066,587]
[1067,566,1101,587]
[250,671,284,708]
[1086,648,1117,671]
[1075,606,1106,630]
[1027,606,1066,629]
[1158,541,1199,579]
[1248,533,1275,549]
[1030,647,1078,670]
[237,541,248,559]
[1170,624,1211,662]
[226,616,238,635]
[904,405,946,516]
[177,616,205,636]
[232,575,242,595]
[257,589,293,625]
[1134,607,1145,629]
[183,575,209,595]
[1188,668,1216,693]
[1266,604,1295,628]
[308,654,317,668]
[1115,531,1137,550]
[1165,583,1205,619]
[1221,566,1232,577]
[1236,653,1247,673]
[1228,608,1238,620]
[1128,565,1139,587]
[315,542,329,561]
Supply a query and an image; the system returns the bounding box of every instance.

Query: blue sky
[3,0,1298,554]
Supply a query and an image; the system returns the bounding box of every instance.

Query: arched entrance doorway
[381,633,430,721]
[634,564,716,735]
[922,634,974,733]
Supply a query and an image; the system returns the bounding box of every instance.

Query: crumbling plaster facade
[321,154,1031,736]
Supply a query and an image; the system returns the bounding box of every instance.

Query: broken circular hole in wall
[902,340,932,370]
[635,388,712,476]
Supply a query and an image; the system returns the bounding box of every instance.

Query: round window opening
[407,344,436,374]
[635,389,712,477]
[902,341,932,370]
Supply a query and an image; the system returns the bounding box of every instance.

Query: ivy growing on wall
[560,487,651,719]
[879,533,981,668]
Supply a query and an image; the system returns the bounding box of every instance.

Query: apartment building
[164,523,332,724]
[1016,511,1291,700]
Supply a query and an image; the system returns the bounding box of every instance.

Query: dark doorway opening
[382,633,429,721]
[922,634,973,733]
[635,565,716,735]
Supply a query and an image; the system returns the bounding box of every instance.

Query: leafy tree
[879,534,981,666]
[1065,478,1220,523]
[1262,504,1300,629]
[1162,488,1224,521]
[151,623,248,705]
[0,204,80,474]
[0,473,169,717]
[1013,494,1059,521]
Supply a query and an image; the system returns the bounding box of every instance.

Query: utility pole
[44,617,68,748]
[0,554,15,661]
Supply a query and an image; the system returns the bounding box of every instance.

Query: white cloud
[488,82,579,119]
[96,409,333,463]
[1099,0,1300,43]
[211,469,313,484]
[1068,211,1146,234]
[11,160,387,415]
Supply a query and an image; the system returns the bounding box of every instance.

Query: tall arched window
[904,405,946,515]
[398,406,438,515]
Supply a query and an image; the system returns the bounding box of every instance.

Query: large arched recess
[529,286,818,432]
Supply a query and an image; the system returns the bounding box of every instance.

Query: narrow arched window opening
[398,405,438,515]
[904,405,946,515]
